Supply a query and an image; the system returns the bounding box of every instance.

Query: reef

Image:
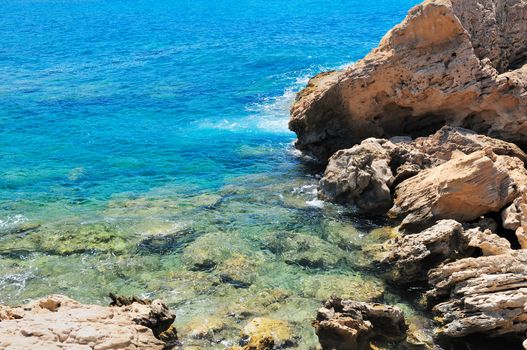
[289,0,527,348]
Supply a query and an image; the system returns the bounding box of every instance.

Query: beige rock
[289,0,527,161]
[0,295,176,350]
[427,250,527,338]
[389,149,526,232]
[319,126,526,213]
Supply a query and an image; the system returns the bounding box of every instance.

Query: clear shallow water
[0,0,420,347]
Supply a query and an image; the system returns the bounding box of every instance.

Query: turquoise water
[0,0,420,347]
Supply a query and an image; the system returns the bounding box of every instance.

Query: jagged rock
[314,297,407,350]
[319,126,526,213]
[426,250,527,338]
[390,149,527,232]
[0,295,177,349]
[289,0,527,161]
[502,191,527,249]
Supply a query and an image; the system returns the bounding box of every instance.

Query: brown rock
[239,317,295,350]
[389,149,526,232]
[289,0,527,161]
[0,295,177,350]
[314,297,407,350]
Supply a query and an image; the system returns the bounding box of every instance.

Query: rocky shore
[2,0,527,349]
[290,0,527,348]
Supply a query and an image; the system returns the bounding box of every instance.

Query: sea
[0,0,421,348]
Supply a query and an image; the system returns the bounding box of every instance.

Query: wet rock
[262,232,346,269]
[181,316,226,340]
[314,297,407,350]
[390,150,527,232]
[427,250,527,338]
[300,274,384,302]
[289,0,527,161]
[216,254,260,288]
[239,317,296,350]
[0,295,177,349]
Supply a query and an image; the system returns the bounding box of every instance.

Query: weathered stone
[314,297,407,350]
[0,295,177,349]
[427,250,527,338]
[390,150,526,232]
[290,0,527,161]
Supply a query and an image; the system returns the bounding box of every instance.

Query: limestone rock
[319,126,526,213]
[289,0,527,161]
[390,149,526,232]
[427,250,527,338]
[314,297,407,350]
[0,295,177,349]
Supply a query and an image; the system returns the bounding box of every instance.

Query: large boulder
[319,126,526,214]
[0,295,177,349]
[390,149,527,232]
[313,297,407,350]
[290,0,527,161]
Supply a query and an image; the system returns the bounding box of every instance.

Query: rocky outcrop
[0,295,177,349]
[319,126,526,214]
[238,317,296,350]
[314,297,407,350]
[390,149,527,232]
[289,0,527,161]
[426,250,527,339]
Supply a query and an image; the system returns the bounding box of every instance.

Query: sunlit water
[0,0,421,347]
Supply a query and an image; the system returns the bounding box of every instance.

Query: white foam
[0,214,28,230]
[306,198,325,208]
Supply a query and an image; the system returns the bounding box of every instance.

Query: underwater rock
[289,0,527,161]
[314,297,407,350]
[427,250,527,339]
[0,295,177,349]
[180,316,227,340]
[262,232,347,269]
[390,149,527,232]
[216,254,261,288]
[300,274,384,302]
[239,317,296,350]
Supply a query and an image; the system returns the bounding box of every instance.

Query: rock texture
[319,126,526,213]
[390,149,527,232]
[314,297,407,350]
[289,0,527,161]
[0,295,177,350]
[426,250,527,339]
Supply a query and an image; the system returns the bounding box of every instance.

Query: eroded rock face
[0,295,177,350]
[390,149,527,232]
[314,297,407,350]
[426,250,527,339]
[290,0,527,161]
[319,126,526,213]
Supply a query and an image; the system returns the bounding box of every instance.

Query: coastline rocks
[390,149,526,232]
[319,126,527,214]
[0,295,177,349]
[427,250,527,338]
[314,297,407,350]
[289,0,527,161]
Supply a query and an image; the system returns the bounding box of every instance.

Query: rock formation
[314,297,407,350]
[390,149,527,232]
[0,295,177,349]
[289,0,527,161]
[319,126,527,214]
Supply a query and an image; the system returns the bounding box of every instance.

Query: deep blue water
[0,0,420,347]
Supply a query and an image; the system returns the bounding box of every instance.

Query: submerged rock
[314,297,407,350]
[300,274,384,302]
[289,0,527,161]
[238,317,296,350]
[0,295,177,349]
[390,149,526,232]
